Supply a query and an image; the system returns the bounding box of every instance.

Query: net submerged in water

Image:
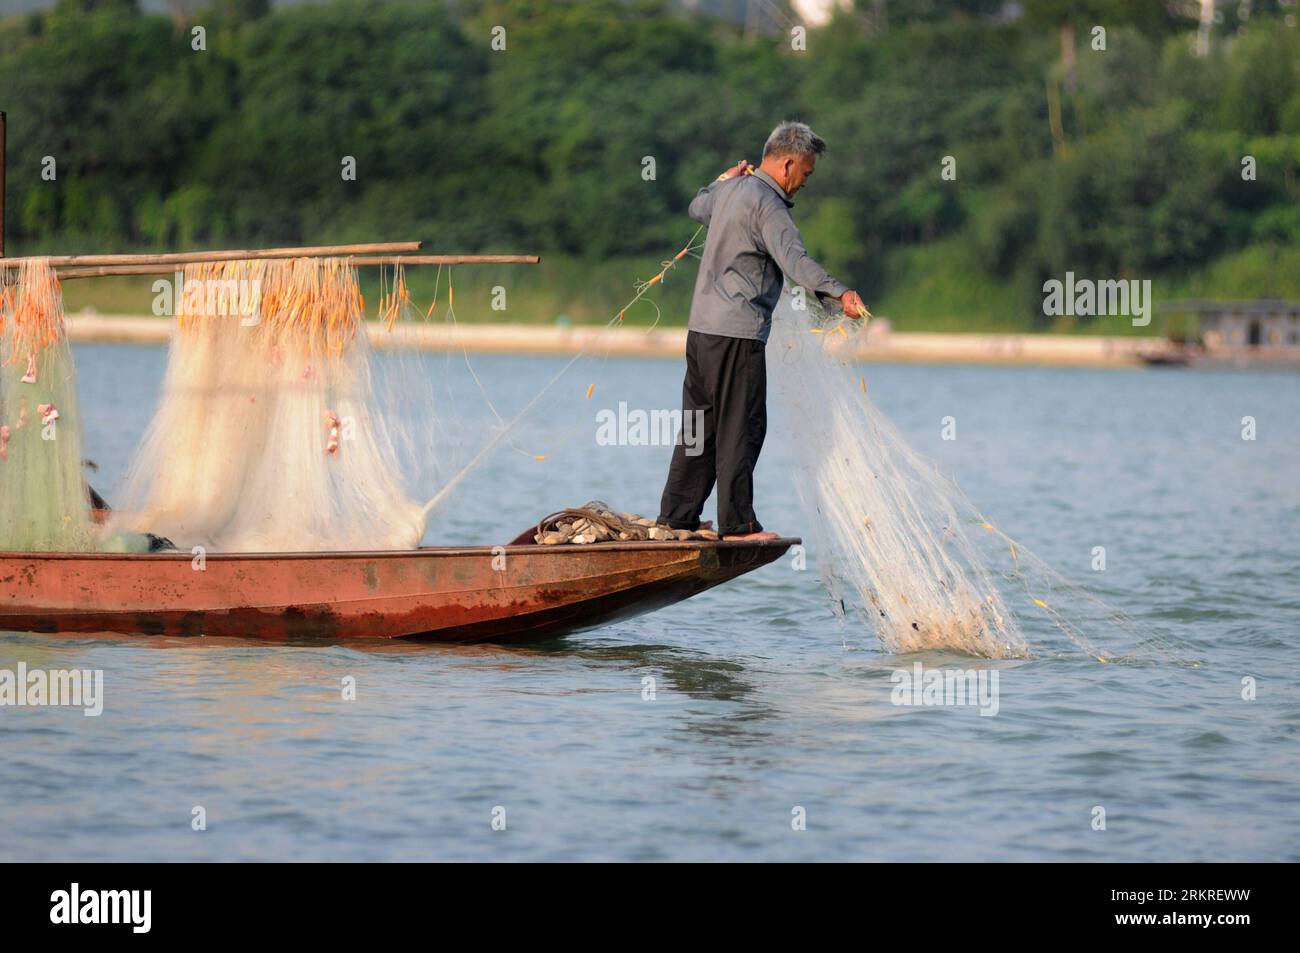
[770,295,1026,658]
[109,258,425,553]
[0,260,96,552]
[769,293,1179,664]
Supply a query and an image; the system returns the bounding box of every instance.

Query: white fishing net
[109,258,425,552]
[104,235,708,554]
[0,260,97,552]
[770,291,1175,663]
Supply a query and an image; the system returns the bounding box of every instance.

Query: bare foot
[723,531,780,541]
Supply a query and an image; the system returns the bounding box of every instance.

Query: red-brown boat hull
[0,539,797,643]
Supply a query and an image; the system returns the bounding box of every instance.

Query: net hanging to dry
[0,260,96,552]
[109,258,425,552]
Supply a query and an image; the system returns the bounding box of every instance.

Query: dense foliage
[2,0,1298,326]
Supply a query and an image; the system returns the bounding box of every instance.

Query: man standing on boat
[657,120,868,541]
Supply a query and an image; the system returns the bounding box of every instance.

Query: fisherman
[657,121,867,541]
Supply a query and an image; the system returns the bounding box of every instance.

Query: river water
[1,342,1297,861]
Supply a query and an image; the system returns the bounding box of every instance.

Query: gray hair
[762,121,827,160]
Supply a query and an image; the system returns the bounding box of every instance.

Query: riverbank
[65,312,1173,367]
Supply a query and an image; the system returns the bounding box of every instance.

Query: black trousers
[658,330,767,536]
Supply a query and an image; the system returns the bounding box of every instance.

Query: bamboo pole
[348,255,539,266]
[0,240,423,269]
[54,254,541,279]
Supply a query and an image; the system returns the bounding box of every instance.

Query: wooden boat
[0,537,797,643]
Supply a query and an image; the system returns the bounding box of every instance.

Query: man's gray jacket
[686,167,847,343]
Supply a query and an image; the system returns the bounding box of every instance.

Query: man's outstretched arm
[756,200,866,316]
